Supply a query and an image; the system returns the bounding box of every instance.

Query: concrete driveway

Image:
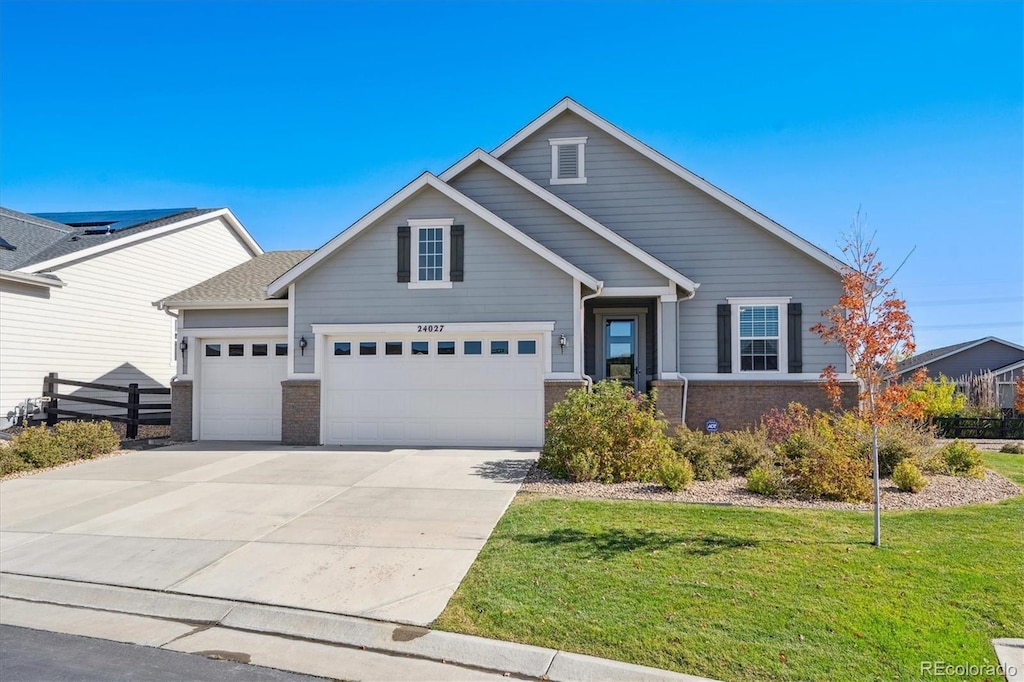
[0,443,536,626]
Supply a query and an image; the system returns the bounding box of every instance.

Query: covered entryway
[197,337,287,440]
[320,324,549,447]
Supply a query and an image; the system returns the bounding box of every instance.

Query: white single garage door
[323,333,545,447]
[198,338,288,441]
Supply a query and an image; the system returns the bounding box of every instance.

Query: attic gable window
[408,218,454,289]
[549,137,587,185]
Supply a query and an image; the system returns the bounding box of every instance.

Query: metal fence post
[127,383,140,440]
[45,372,59,427]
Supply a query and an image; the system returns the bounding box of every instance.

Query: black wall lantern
[559,334,567,354]
[179,337,188,353]
[299,336,308,356]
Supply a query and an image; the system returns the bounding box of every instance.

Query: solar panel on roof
[31,208,195,232]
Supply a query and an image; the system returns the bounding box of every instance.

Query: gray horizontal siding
[181,308,287,329]
[919,341,1024,379]
[450,163,666,288]
[292,186,575,373]
[501,111,847,374]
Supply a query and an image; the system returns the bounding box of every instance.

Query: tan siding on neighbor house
[0,217,254,422]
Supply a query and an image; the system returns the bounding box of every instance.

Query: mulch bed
[521,465,1021,511]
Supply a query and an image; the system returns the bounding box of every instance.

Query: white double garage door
[197,330,546,447]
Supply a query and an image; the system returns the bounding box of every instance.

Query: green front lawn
[436,454,1024,681]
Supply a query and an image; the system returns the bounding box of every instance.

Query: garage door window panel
[411,341,429,355]
[464,341,482,355]
[385,341,403,356]
[491,341,509,355]
[438,341,455,355]
[518,340,537,355]
[334,342,351,356]
[252,344,268,357]
[275,343,288,356]
[205,344,221,357]
[359,342,377,356]
[228,344,244,357]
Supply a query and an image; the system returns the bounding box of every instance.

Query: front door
[604,318,640,392]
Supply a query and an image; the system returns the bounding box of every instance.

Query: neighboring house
[890,336,1024,410]
[160,98,858,447]
[0,207,262,428]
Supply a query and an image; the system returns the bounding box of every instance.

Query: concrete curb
[992,638,1023,682]
[0,572,715,681]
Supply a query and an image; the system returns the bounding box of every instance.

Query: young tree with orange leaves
[811,212,923,547]
[1015,375,1024,414]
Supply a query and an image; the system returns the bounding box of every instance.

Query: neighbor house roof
[157,250,315,308]
[0,208,76,271]
[491,97,846,275]
[891,336,1024,377]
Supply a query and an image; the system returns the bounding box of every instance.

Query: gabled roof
[267,172,602,296]
[158,250,314,309]
[891,336,1024,376]
[992,358,1024,377]
[439,149,699,293]
[4,207,263,272]
[492,98,846,275]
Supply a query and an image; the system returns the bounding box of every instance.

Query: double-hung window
[408,218,452,289]
[728,297,789,373]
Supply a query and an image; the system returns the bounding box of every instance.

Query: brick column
[282,379,321,445]
[651,380,684,429]
[170,379,193,442]
[544,379,587,417]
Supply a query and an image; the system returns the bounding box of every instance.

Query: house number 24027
[417,325,445,332]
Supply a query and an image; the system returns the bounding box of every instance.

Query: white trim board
[178,326,288,339]
[677,373,859,382]
[439,149,699,293]
[267,173,601,296]
[490,98,845,275]
[157,299,288,310]
[0,270,65,288]
[18,208,263,274]
[311,321,556,335]
[892,336,1024,376]
[992,359,1024,377]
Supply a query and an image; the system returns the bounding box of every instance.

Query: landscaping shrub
[0,447,29,476]
[657,457,694,491]
[724,428,774,475]
[775,412,873,503]
[760,402,812,444]
[873,419,934,476]
[892,459,928,493]
[746,465,785,497]
[10,426,67,468]
[673,428,731,481]
[540,380,674,483]
[1000,442,1024,454]
[906,375,967,418]
[940,440,985,479]
[54,420,120,459]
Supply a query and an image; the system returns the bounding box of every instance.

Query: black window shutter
[788,302,803,373]
[450,225,464,282]
[397,226,410,283]
[717,304,732,373]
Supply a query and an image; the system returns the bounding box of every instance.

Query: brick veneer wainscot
[170,379,193,442]
[281,379,321,445]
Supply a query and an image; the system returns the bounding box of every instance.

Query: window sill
[408,281,453,290]
[550,177,587,185]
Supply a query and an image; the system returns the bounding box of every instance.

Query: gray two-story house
[161,98,857,447]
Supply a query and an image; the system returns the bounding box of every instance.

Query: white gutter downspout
[677,285,698,426]
[580,282,605,391]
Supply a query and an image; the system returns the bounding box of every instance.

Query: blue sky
[2,1,1021,352]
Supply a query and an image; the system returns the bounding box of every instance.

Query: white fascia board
[601,285,677,298]
[894,336,1024,376]
[679,372,859,382]
[156,299,289,311]
[267,173,600,295]
[178,326,287,338]
[490,98,846,275]
[0,270,65,288]
[992,359,1024,377]
[311,321,557,336]
[17,208,263,274]
[440,149,699,293]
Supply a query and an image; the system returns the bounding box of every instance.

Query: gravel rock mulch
[520,466,1021,511]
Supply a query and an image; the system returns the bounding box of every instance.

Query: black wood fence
[932,415,1024,440]
[43,372,171,439]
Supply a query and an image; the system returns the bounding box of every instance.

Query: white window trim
[549,137,587,185]
[727,297,791,374]
[408,218,453,289]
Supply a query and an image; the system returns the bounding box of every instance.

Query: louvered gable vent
[557,144,578,179]
[548,136,587,184]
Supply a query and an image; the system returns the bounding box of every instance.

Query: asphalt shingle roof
[0,208,75,271]
[158,250,314,306]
